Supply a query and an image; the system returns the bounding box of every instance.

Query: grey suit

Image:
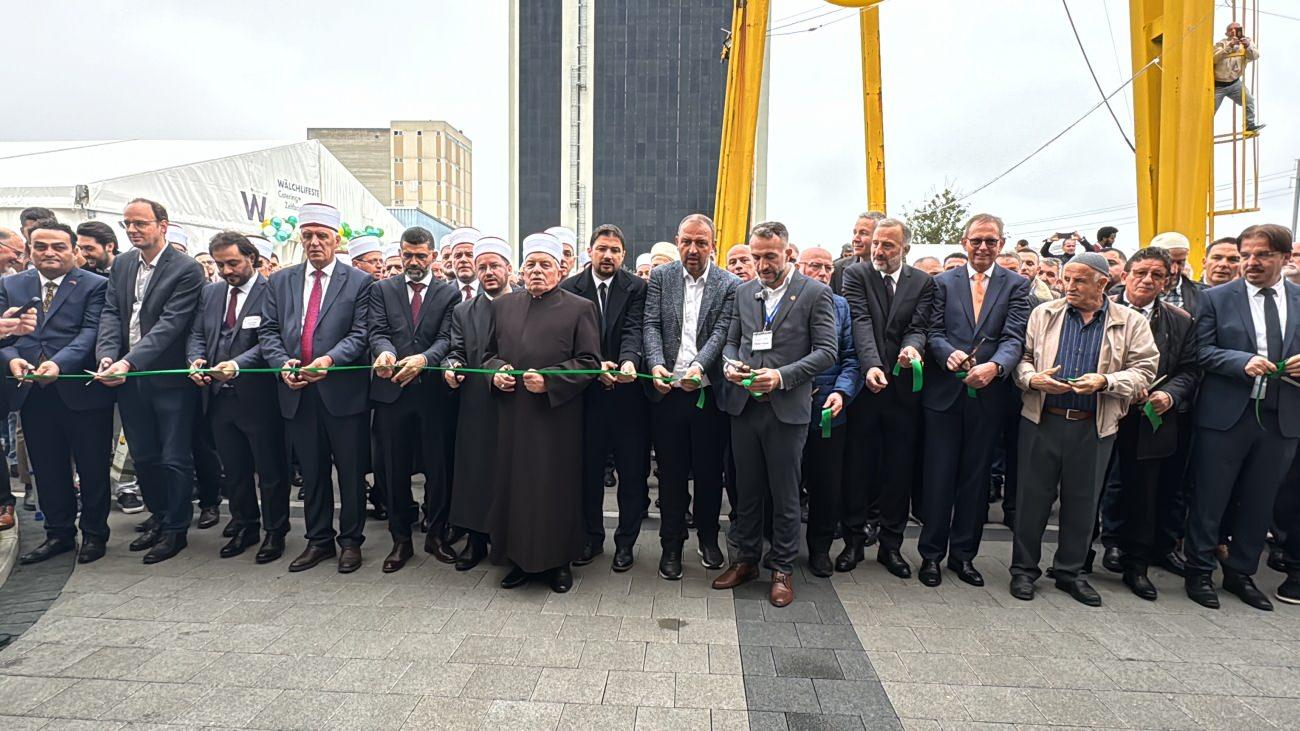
[723,268,838,575]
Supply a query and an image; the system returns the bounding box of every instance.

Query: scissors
[957,337,989,371]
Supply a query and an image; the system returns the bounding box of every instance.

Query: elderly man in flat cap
[1010,252,1158,606]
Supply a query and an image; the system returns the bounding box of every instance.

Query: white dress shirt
[455,278,480,302]
[592,270,613,318]
[225,272,257,322]
[760,265,793,320]
[37,272,66,299]
[879,267,901,292]
[301,259,337,327]
[406,271,434,303]
[1246,276,1289,398]
[128,247,165,348]
[672,264,711,385]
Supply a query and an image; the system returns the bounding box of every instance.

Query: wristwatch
[994,363,1005,378]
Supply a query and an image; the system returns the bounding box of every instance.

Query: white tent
[0,140,400,262]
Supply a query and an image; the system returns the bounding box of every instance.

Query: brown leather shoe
[770,571,794,607]
[382,541,414,573]
[711,562,758,590]
[338,546,362,574]
[288,544,336,572]
[0,504,14,531]
[423,531,457,564]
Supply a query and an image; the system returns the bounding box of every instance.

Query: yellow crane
[714,0,1253,268]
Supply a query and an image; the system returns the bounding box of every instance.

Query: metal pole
[1291,158,1300,235]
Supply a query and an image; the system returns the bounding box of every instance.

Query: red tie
[410,281,425,324]
[462,284,473,302]
[301,270,324,362]
[224,287,240,330]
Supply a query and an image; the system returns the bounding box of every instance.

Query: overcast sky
[2,0,1295,253]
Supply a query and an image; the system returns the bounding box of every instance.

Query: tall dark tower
[510,0,735,257]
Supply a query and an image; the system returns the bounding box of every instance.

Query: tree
[903,188,969,247]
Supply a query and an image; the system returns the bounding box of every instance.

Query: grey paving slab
[603,669,675,707]
[559,702,637,730]
[773,647,844,680]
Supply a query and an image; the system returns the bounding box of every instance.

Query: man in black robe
[485,232,601,593]
[443,236,514,570]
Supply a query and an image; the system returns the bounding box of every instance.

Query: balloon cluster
[341,223,384,242]
[260,215,298,242]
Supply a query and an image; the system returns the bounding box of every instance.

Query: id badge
[752,330,773,352]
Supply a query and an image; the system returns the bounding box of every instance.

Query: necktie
[301,270,324,363]
[971,271,987,321]
[410,281,425,324]
[43,281,57,312]
[1262,287,1283,362]
[597,282,608,328]
[462,284,473,302]
[224,287,240,330]
[884,274,895,311]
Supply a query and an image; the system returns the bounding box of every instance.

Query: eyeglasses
[802,262,833,272]
[118,219,157,230]
[965,238,1003,249]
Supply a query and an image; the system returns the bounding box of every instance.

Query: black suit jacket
[368,275,458,403]
[1113,292,1199,457]
[560,268,646,368]
[95,245,205,389]
[830,255,865,295]
[841,262,933,376]
[186,276,277,405]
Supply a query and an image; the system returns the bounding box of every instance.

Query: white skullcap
[578,248,591,266]
[438,234,451,251]
[545,226,578,249]
[298,202,341,231]
[383,243,402,260]
[635,253,652,268]
[248,234,274,261]
[449,227,482,248]
[347,235,383,259]
[521,232,563,265]
[334,253,351,267]
[473,236,511,262]
[650,241,679,261]
[165,225,189,247]
[1149,231,1190,251]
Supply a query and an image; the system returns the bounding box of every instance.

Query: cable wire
[1062,0,1135,151]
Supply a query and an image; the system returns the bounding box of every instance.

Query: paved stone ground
[0,493,1297,730]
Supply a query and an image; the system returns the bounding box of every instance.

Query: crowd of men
[0,199,1297,611]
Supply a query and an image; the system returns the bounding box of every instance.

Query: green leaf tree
[903,188,969,247]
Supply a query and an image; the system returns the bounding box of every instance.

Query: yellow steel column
[1129,0,1161,248]
[713,0,770,262]
[859,4,886,213]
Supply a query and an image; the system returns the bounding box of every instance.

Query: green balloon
[286,215,298,226]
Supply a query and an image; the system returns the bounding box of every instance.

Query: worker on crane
[1213,22,1262,133]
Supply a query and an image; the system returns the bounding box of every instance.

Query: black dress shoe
[196,505,221,530]
[129,525,162,552]
[1223,571,1273,611]
[1275,570,1300,605]
[222,518,238,538]
[835,535,865,572]
[698,539,724,570]
[143,533,188,564]
[1102,546,1123,573]
[862,523,881,549]
[572,542,603,567]
[1267,546,1287,574]
[876,546,912,579]
[1185,572,1220,609]
[134,514,159,533]
[603,467,617,488]
[78,538,106,564]
[288,544,337,572]
[659,547,683,580]
[296,487,306,501]
[550,565,573,593]
[685,509,695,530]
[292,471,304,488]
[1123,569,1158,601]
[808,552,834,578]
[219,531,260,559]
[918,559,942,587]
[423,532,458,564]
[367,502,388,521]
[443,524,467,545]
[20,537,76,565]
[338,546,363,574]
[1009,574,1035,601]
[501,565,530,589]
[1055,577,1102,607]
[255,535,285,564]
[455,539,487,572]
[947,559,984,587]
[382,542,413,573]
[612,546,634,572]
[1158,550,1187,577]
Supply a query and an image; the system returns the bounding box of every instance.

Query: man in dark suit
[712,222,837,606]
[94,199,205,563]
[1185,224,1300,611]
[829,211,884,294]
[1107,246,1198,600]
[368,226,459,573]
[2,222,114,564]
[259,202,372,574]
[840,217,933,577]
[560,224,650,571]
[186,231,289,563]
[643,213,740,579]
[919,213,1031,588]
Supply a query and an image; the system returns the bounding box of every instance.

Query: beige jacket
[1014,298,1158,439]
[1214,38,1259,83]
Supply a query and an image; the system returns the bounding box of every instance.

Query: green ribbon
[819,407,833,439]
[954,371,977,399]
[696,387,707,409]
[892,360,923,392]
[1142,400,1163,432]
[1252,360,1290,429]
[740,376,762,399]
[14,364,679,382]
